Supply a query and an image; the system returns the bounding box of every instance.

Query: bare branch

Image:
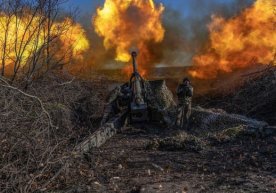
[0,76,55,128]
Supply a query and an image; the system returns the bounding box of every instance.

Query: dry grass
[0,73,109,192]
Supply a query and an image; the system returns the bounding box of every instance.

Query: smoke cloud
[73,0,255,77]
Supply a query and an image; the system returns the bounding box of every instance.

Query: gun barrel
[130,51,144,104]
[129,52,148,122]
[131,51,138,73]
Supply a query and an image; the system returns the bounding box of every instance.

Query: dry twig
[0,76,55,128]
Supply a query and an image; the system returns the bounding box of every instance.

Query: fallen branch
[0,76,55,128]
[58,77,75,86]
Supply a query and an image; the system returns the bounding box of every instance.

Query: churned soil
[84,124,275,193]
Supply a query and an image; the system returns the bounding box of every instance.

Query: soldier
[101,83,131,125]
[176,78,193,130]
[116,83,131,112]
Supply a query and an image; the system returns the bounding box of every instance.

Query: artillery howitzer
[76,52,176,152]
[129,51,149,122]
[75,52,272,154]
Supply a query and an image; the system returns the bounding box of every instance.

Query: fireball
[190,0,276,79]
[0,12,89,73]
[93,0,165,72]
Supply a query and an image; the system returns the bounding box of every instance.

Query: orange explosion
[93,0,165,74]
[0,13,89,70]
[58,18,90,61]
[189,0,276,79]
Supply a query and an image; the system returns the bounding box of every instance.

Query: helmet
[183,77,190,83]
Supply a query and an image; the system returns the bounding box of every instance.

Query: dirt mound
[198,66,276,124]
[147,131,204,152]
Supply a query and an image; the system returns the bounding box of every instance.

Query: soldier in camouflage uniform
[116,83,132,112]
[101,83,131,125]
[176,78,193,130]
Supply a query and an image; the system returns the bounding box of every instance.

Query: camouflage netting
[102,80,176,124]
[145,80,176,110]
[190,107,268,130]
[144,80,177,124]
[189,106,274,137]
[144,80,270,132]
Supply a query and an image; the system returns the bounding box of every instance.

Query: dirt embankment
[195,66,276,125]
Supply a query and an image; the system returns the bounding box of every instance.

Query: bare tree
[0,0,81,88]
[0,0,14,76]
